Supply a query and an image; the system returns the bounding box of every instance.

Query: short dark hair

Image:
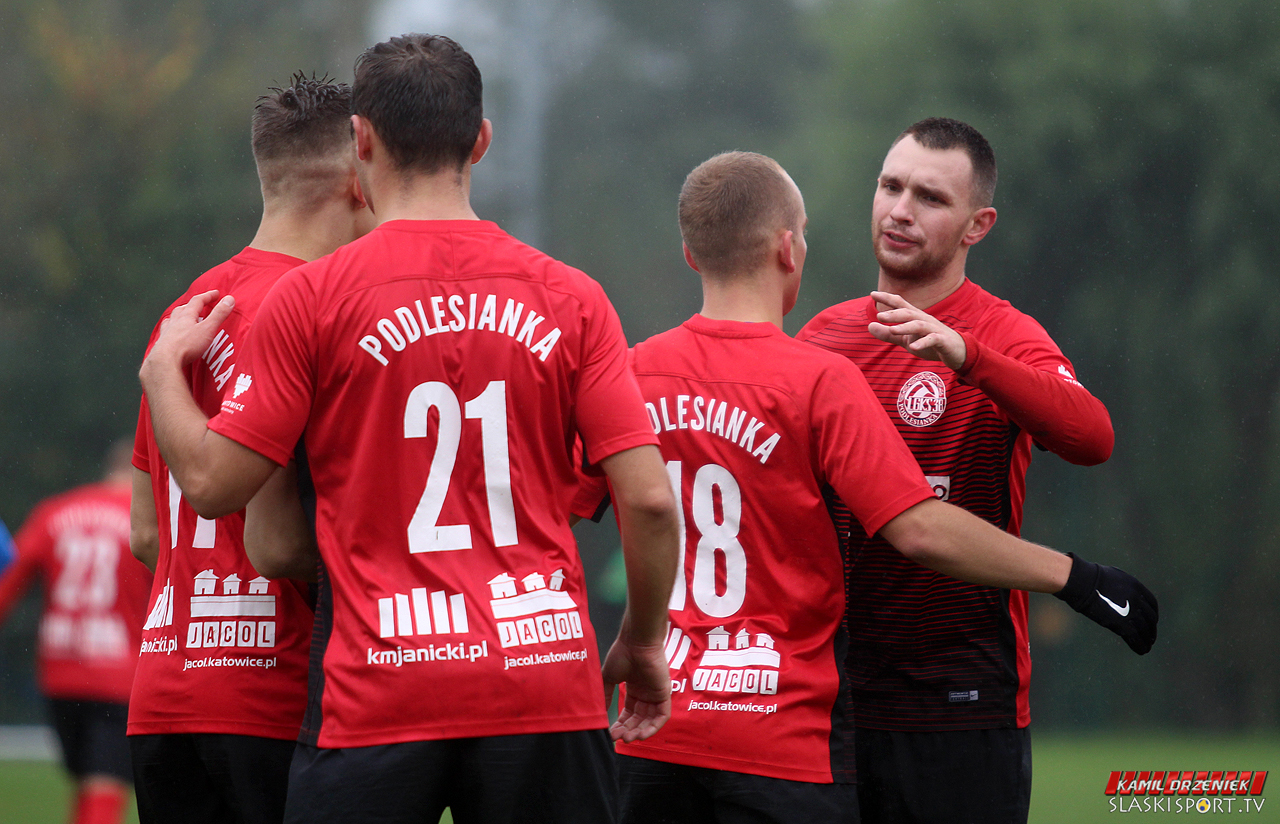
[679,152,803,277]
[352,34,483,175]
[895,117,997,208]
[251,73,354,201]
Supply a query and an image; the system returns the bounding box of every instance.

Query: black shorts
[617,753,860,824]
[284,729,618,824]
[130,733,295,824]
[49,699,132,782]
[855,726,1031,824]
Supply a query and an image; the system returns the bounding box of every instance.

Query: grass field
[0,733,1274,823]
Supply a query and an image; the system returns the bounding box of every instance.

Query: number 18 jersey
[592,315,935,783]
[208,220,657,748]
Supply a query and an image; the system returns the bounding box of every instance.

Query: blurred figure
[0,518,14,573]
[0,439,152,824]
[128,73,372,824]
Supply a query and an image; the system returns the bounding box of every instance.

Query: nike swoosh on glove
[1053,552,1158,655]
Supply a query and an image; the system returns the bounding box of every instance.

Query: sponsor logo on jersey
[897,371,947,427]
[366,642,489,666]
[1057,364,1083,387]
[671,624,782,697]
[377,588,470,640]
[185,570,280,650]
[925,474,951,501]
[488,569,585,649]
[1105,770,1267,815]
[233,373,252,398]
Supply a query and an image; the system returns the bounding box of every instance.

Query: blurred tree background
[2,0,1276,732]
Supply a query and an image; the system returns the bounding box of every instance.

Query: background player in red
[799,117,1122,823]
[136,34,679,824]
[128,74,373,824]
[573,151,1156,824]
[0,439,152,824]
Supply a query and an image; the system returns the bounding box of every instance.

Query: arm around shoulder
[244,462,318,582]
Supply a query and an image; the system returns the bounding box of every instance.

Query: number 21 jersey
[209,220,657,748]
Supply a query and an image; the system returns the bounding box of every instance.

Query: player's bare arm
[129,467,160,572]
[867,290,967,370]
[597,443,680,743]
[880,497,1157,653]
[138,290,278,518]
[244,462,317,582]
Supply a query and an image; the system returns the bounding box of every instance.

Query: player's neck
[700,274,785,329]
[366,164,480,223]
[876,265,966,311]
[251,202,360,262]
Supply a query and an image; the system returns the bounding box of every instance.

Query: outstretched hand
[1053,552,1159,655]
[867,290,967,371]
[143,290,236,375]
[602,636,671,743]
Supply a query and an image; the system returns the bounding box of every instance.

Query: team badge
[897,371,947,427]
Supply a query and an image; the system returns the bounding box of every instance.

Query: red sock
[72,784,127,824]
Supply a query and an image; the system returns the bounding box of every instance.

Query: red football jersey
[799,279,1112,731]
[207,220,657,748]
[129,247,315,740]
[583,316,935,783]
[0,482,151,703]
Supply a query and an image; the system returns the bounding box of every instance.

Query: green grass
[0,761,138,824]
[1,734,1274,823]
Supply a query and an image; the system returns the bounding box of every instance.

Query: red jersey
[577,316,935,782]
[207,220,657,748]
[0,482,151,703]
[798,279,1113,730]
[129,247,315,740]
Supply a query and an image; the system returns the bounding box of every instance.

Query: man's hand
[142,290,235,376]
[868,290,967,371]
[602,635,671,743]
[1053,553,1159,655]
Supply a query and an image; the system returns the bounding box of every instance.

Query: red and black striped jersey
[798,279,1112,730]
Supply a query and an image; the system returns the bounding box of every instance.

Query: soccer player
[573,151,1155,824]
[136,34,679,824]
[128,74,373,824]
[0,440,152,824]
[799,118,1120,823]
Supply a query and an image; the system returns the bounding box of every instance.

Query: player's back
[211,219,655,748]
[10,482,150,703]
[130,247,314,740]
[614,315,933,783]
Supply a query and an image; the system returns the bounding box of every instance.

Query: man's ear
[353,115,376,162]
[471,118,494,165]
[962,207,997,247]
[683,242,701,273]
[778,230,797,274]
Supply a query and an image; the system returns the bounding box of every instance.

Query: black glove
[1053,553,1158,655]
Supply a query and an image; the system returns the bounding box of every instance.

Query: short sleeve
[811,359,935,536]
[571,284,657,464]
[207,273,317,466]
